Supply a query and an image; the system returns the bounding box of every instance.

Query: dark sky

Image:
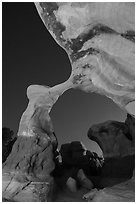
[3,3,127,155]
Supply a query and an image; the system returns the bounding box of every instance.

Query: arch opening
[50,88,127,157]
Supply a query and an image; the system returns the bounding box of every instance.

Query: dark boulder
[54,141,103,178]
[88,120,134,158]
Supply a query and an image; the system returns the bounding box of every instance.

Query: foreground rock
[84,173,135,202]
[2,133,55,201]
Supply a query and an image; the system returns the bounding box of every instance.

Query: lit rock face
[2,110,56,201]
[35,2,135,116]
[2,2,135,202]
[2,86,59,201]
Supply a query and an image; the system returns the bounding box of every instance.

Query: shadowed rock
[88,117,134,158]
[86,114,135,200]
[59,141,102,176]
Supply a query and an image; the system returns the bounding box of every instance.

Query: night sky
[3,3,127,155]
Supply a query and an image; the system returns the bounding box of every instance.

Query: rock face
[84,175,135,202]
[3,2,135,202]
[86,114,135,201]
[2,127,17,163]
[2,103,57,201]
[35,2,135,116]
[88,114,135,177]
[3,134,55,201]
[88,116,135,159]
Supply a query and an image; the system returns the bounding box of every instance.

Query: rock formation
[2,88,58,201]
[86,114,135,199]
[83,173,135,202]
[2,2,135,202]
[52,141,103,191]
[35,2,135,116]
[59,141,103,176]
[88,116,135,159]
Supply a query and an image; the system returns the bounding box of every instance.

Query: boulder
[60,141,85,167]
[88,118,134,158]
[59,141,102,175]
[87,115,135,187]
[77,169,94,190]
[66,177,77,192]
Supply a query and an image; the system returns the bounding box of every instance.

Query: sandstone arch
[2,2,135,201]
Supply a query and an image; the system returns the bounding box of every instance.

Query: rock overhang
[33,2,135,115]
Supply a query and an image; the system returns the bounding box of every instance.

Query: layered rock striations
[2,88,58,201]
[35,2,135,116]
[3,2,135,202]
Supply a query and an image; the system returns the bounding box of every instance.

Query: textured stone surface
[2,94,57,201]
[35,2,135,116]
[2,132,55,201]
[88,116,135,158]
[2,172,53,202]
[83,176,135,202]
[87,115,135,183]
